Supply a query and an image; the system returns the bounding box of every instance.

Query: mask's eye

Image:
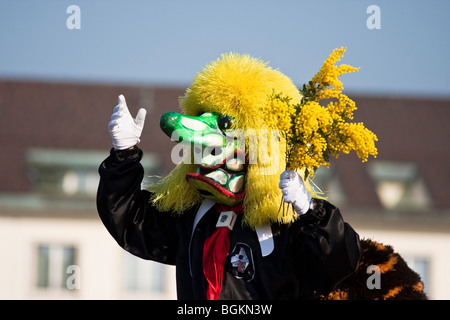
[217,115,235,133]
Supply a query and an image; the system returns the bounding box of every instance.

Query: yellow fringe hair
[148,53,319,227]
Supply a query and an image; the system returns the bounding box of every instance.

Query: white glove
[108,94,147,150]
[278,170,313,215]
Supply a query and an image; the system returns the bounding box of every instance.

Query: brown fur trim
[317,238,428,300]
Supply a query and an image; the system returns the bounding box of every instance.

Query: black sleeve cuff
[298,199,329,223]
[109,146,142,164]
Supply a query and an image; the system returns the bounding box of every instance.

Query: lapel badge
[216,211,237,230]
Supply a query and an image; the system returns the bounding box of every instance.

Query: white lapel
[255,224,274,257]
[189,198,216,276]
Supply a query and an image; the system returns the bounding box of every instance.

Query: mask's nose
[160,112,181,140]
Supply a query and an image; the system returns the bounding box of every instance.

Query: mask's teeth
[225,157,245,172]
[228,175,245,193]
[205,169,228,186]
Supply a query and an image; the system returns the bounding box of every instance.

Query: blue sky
[1,0,449,97]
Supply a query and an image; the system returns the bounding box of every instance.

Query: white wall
[0,215,177,300]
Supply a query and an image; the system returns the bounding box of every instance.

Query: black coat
[96,147,361,300]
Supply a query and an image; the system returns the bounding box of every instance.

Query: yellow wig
[149,53,313,227]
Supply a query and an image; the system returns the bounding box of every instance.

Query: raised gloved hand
[108,94,147,150]
[278,170,313,215]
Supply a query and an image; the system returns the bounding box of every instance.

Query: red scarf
[202,203,244,300]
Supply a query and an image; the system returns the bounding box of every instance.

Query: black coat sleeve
[96,146,178,265]
[297,199,361,295]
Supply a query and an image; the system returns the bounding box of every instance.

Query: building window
[61,170,99,196]
[312,166,346,205]
[404,256,430,295]
[26,148,160,198]
[123,252,166,293]
[36,244,77,289]
[367,160,431,210]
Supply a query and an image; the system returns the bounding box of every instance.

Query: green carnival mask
[160,112,246,206]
